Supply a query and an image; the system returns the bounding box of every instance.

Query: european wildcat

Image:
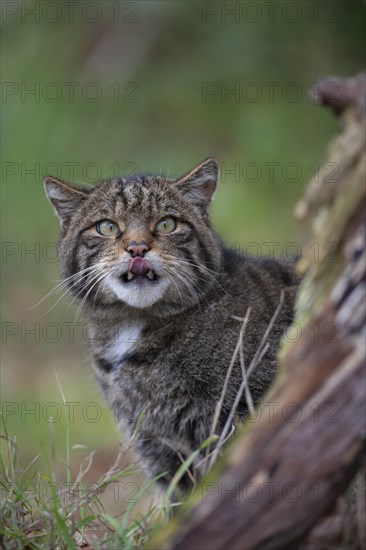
[44,158,298,491]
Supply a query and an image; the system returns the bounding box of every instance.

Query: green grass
[0,421,221,548]
[1,374,168,548]
[0,419,168,549]
[1,378,222,550]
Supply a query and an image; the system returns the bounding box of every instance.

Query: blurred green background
[1,0,365,509]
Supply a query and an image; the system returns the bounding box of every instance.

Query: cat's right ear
[176,158,219,211]
[44,176,89,227]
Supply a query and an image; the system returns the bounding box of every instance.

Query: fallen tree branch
[151,73,366,550]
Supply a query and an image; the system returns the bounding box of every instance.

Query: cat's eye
[155,217,176,234]
[96,219,120,237]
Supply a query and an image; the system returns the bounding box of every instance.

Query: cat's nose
[126,240,149,258]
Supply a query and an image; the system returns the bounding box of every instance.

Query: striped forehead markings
[91,178,188,223]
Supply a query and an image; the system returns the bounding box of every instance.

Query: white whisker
[161,268,184,308]
[74,270,111,320]
[167,265,202,313]
[34,268,102,318]
[172,258,227,295]
[28,266,97,310]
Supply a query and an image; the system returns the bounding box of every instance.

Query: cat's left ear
[176,158,219,210]
[44,176,89,228]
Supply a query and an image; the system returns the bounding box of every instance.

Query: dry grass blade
[195,424,235,472]
[207,308,252,440]
[201,308,251,476]
[239,318,255,417]
[207,291,284,471]
[208,342,270,469]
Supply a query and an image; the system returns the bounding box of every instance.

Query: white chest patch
[106,322,144,362]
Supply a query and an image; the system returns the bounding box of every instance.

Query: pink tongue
[129,257,151,276]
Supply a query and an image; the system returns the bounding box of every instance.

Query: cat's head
[44,158,222,315]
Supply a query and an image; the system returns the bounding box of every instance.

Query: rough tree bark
[151,73,366,550]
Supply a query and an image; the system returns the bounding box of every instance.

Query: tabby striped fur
[44,158,298,492]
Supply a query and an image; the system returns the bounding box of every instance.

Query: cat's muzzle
[121,257,158,283]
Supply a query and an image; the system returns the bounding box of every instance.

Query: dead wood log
[151,73,366,550]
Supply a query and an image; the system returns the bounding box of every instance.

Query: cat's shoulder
[222,246,299,287]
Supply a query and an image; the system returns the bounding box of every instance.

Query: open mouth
[121,270,158,283]
[120,257,158,284]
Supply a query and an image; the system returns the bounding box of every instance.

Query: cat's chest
[106,322,144,362]
[92,321,145,375]
[92,308,235,379]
